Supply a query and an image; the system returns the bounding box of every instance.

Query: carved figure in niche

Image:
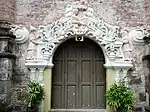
[121,30,133,61]
[72,0,88,25]
[26,26,40,60]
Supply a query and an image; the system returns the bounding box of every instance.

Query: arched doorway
[24,1,134,112]
[51,38,106,111]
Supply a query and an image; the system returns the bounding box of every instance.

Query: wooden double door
[52,38,106,111]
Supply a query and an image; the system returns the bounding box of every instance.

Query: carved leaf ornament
[38,2,123,61]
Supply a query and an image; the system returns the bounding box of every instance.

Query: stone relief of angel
[121,30,133,61]
[26,26,40,60]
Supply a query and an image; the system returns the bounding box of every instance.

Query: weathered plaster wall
[0,0,16,23]
[145,0,150,29]
[15,0,148,28]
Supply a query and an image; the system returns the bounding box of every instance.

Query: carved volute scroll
[129,29,146,44]
[120,28,147,61]
[11,25,29,44]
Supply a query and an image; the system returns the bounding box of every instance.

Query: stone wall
[0,0,16,23]
[15,0,148,28]
[13,0,150,111]
[145,0,150,29]
[0,0,150,111]
[0,21,16,111]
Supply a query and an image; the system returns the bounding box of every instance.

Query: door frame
[51,38,106,110]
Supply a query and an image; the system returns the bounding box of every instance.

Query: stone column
[104,62,133,112]
[29,68,37,81]
[44,65,53,112]
[115,68,130,86]
[37,67,45,112]
[38,68,45,87]
[25,62,47,112]
[0,21,16,110]
[105,68,116,112]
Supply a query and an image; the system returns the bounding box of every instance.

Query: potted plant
[106,80,135,112]
[22,81,45,112]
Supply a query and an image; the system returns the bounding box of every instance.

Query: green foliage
[23,81,45,108]
[106,80,135,112]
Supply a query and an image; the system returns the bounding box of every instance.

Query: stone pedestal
[0,21,16,110]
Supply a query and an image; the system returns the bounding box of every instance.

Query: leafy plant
[23,81,45,109]
[106,80,135,112]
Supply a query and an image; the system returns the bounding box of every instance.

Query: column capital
[29,68,37,72]
[38,68,45,73]
[104,62,133,69]
[29,68,36,81]
[47,63,54,68]
[25,60,47,69]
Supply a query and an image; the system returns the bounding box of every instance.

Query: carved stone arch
[22,1,134,111]
[50,36,108,64]
[24,0,133,83]
[37,5,123,65]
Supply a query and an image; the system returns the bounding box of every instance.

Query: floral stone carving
[38,0,123,63]
[24,0,148,69]
[24,0,134,86]
[129,29,146,44]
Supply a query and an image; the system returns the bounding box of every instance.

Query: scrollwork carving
[11,25,29,44]
[24,1,125,63]
[129,29,146,43]
[36,1,123,61]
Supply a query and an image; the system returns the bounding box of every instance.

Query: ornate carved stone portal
[11,1,149,111]
[12,0,137,84]
[10,0,150,90]
[26,1,126,64]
